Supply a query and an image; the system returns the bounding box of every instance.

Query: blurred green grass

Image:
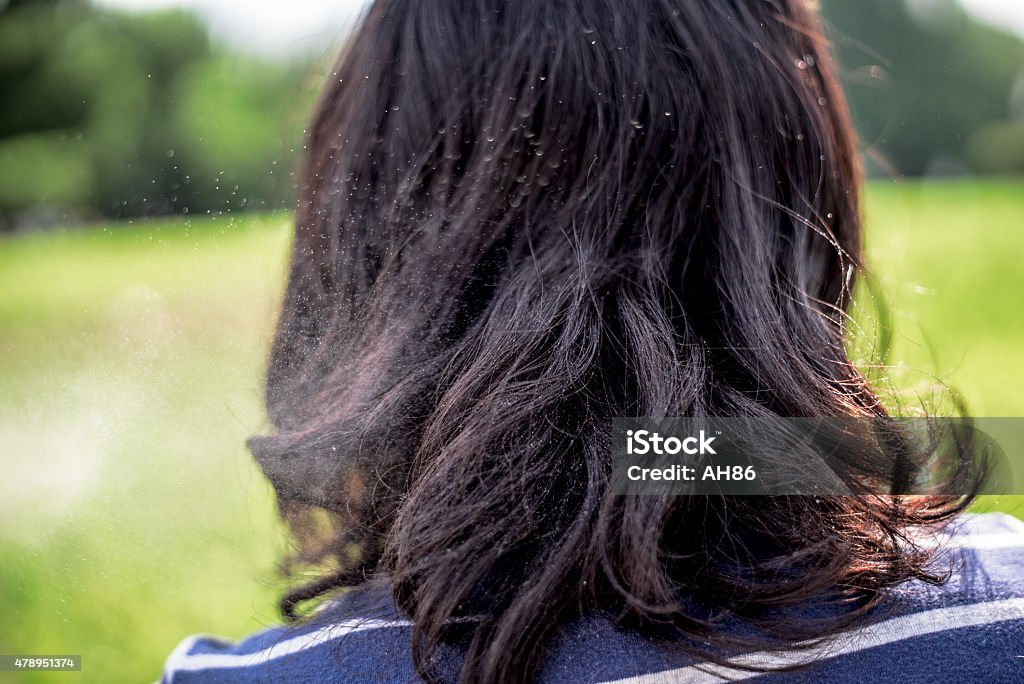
[0,180,1022,683]
[0,214,293,684]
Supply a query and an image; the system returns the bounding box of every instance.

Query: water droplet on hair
[630,119,643,129]
[818,97,828,106]
[664,111,671,117]
[826,213,834,219]
[796,60,808,70]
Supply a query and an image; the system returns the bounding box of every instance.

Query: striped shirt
[161,512,1024,683]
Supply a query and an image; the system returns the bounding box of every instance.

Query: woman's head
[250,1,963,681]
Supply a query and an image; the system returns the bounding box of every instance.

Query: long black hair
[249,1,970,681]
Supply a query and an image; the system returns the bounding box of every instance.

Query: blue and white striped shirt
[162,512,1024,683]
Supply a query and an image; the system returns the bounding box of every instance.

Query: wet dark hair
[249,0,971,681]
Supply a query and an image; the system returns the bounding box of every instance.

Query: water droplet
[796,60,808,70]
[826,212,834,219]
[818,97,828,106]
[664,111,672,117]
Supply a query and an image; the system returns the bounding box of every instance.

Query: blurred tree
[820,0,1024,176]
[966,119,1024,174]
[0,0,312,229]
[168,56,312,214]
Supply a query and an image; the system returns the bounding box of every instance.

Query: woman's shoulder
[741,511,1024,683]
[540,512,1024,683]
[160,512,1024,683]
[160,581,421,683]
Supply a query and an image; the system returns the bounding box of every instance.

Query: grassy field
[0,180,1022,683]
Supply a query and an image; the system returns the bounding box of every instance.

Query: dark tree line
[0,0,1021,229]
[822,0,1024,176]
[0,0,316,229]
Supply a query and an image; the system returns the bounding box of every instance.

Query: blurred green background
[0,0,1022,682]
